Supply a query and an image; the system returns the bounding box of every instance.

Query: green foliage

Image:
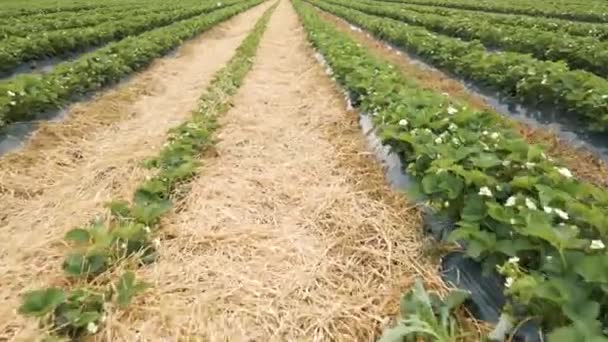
[312,0,608,132]
[115,272,149,307]
[0,0,262,128]
[294,0,608,338]
[379,280,469,342]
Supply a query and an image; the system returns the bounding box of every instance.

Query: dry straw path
[121,1,439,341]
[0,3,273,340]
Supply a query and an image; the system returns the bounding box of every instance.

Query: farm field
[1,0,608,341]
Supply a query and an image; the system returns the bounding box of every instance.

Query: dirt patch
[0,4,273,340]
[114,1,445,341]
[315,8,608,188]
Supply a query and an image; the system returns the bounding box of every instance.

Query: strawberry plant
[0,0,244,74]
[18,272,147,338]
[327,0,608,79]
[379,279,470,342]
[0,0,263,129]
[18,3,277,338]
[377,0,608,23]
[294,0,608,339]
[310,0,608,132]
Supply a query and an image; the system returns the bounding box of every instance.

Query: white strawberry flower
[555,208,569,220]
[543,206,553,214]
[444,201,450,208]
[7,90,15,97]
[398,119,408,127]
[447,106,458,115]
[479,186,493,197]
[590,240,605,250]
[490,132,500,140]
[505,277,514,288]
[525,162,536,169]
[502,160,511,167]
[482,130,489,136]
[434,136,443,144]
[87,322,98,334]
[555,167,573,179]
[508,256,520,264]
[505,196,516,207]
[451,137,460,145]
[509,218,516,225]
[143,226,151,233]
[525,198,537,210]
[448,123,458,131]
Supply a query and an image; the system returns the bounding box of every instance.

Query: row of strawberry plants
[0,2,131,20]
[0,0,256,130]
[0,0,243,74]
[312,1,608,132]
[0,2,177,40]
[380,0,608,23]
[295,0,608,340]
[18,2,276,339]
[332,0,608,79]
[392,2,608,41]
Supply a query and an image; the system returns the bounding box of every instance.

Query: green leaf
[510,176,539,190]
[19,288,65,316]
[73,311,101,327]
[460,194,486,222]
[130,198,171,225]
[470,152,502,169]
[443,289,470,311]
[62,254,107,277]
[64,228,91,244]
[115,272,148,307]
[486,202,515,223]
[570,254,608,283]
[105,200,132,219]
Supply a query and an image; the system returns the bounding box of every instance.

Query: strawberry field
[2,0,608,340]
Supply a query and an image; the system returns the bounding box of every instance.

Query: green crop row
[0,0,243,74]
[0,3,180,40]
[312,1,608,132]
[0,2,129,20]
[0,1,255,129]
[379,0,608,23]
[332,0,608,79]
[296,0,608,340]
[392,2,608,41]
[17,2,275,339]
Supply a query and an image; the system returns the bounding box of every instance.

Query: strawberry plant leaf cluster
[331,0,608,79]
[311,1,608,132]
[295,0,608,339]
[392,2,608,41]
[379,0,608,23]
[0,0,260,129]
[0,0,244,73]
